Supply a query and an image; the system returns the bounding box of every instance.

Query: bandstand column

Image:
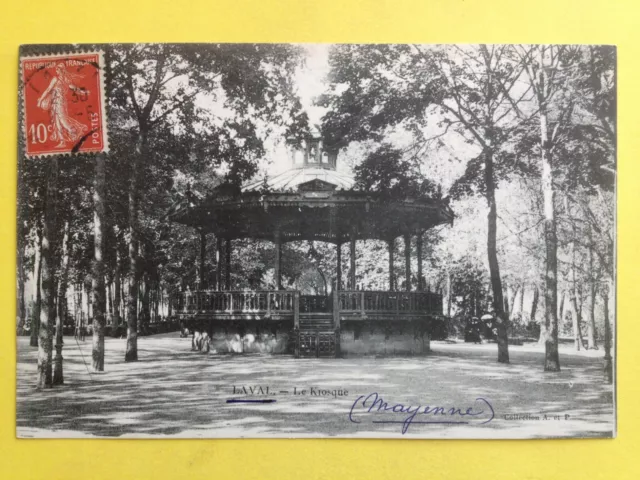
[199,230,206,289]
[274,228,282,289]
[404,233,411,291]
[416,232,424,291]
[216,236,223,291]
[225,239,231,291]
[336,240,342,290]
[349,227,357,289]
[388,238,395,291]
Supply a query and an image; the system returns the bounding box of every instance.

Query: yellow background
[1,1,638,478]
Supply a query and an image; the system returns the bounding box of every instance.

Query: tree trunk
[53,220,71,384]
[586,235,598,349]
[107,280,113,324]
[531,284,545,344]
[388,238,395,291]
[153,281,160,322]
[37,159,58,388]
[225,239,231,290]
[92,153,107,371]
[126,133,144,362]
[446,272,452,317]
[84,278,92,325]
[503,287,510,320]
[121,280,127,324]
[74,284,81,337]
[507,284,520,322]
[30,228,43,347]
[568,220,584,352]
[569,288,584,351]
[557,289,565,326]
[114,250,121,332]
[511,285,518,316]
[17,218,27,335]
[602,284,613,383]
[140,273,151,331]
[216,236,222,291]
[485,148,509,364]
[518,283,525,322]
[538,58,560,371]
[587,282,598,349]
[199,230,206,288]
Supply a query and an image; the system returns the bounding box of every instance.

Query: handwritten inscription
[349,392,495,434]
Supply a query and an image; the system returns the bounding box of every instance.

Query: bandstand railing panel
[300,294,331,313]
[172,290,297,316]
[171,289,442,320]
[337,290,443,316]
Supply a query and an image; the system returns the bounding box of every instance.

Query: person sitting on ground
[200,331,211,353]
[192,330,201,351]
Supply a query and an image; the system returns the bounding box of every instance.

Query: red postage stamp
[21,51,107,157]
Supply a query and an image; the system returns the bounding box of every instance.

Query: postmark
[21,51,107,157]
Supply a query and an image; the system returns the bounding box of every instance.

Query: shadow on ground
[16,334,615,438]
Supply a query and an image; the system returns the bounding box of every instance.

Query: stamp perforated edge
[19,49,109,159]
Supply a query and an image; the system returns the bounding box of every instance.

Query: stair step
[300,311,334,331]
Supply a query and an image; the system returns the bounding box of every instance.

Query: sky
[295,44,331,127]
[257,44,332,176]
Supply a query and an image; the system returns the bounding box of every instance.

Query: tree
[109,44,306,360]
[30,227,42,347]
[516,44,615,368]
[37,159,58,388]
[16,183,28,336]
[92,154,107,371]
[353,143,437,198]
[514,45,566,370]
[320,44,536,363]
[53,220,70,384]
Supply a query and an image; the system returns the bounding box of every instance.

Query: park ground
[16,333,615,439]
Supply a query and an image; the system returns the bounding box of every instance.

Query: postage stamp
[21,51,107,157]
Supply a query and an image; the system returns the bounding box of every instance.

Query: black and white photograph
[16,43,616,439]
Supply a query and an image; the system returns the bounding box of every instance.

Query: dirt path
[16,334,615,438]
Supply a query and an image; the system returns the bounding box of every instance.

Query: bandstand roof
[243,166,355,192]
[169,178,454,244]
[169,133,454,243]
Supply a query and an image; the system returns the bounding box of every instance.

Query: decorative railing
[172,290,297,316]
[338,290,443,316]
[172,289,442,319]
[300,295,331,313]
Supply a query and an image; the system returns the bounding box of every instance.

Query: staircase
[297,313,337,358]
[299,312,334,331]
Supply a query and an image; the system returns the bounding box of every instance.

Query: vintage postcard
[16,43,616,439]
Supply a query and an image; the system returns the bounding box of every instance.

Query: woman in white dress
[37,63,88,148]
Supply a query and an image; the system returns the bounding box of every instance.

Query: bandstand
[169,131,454,357]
